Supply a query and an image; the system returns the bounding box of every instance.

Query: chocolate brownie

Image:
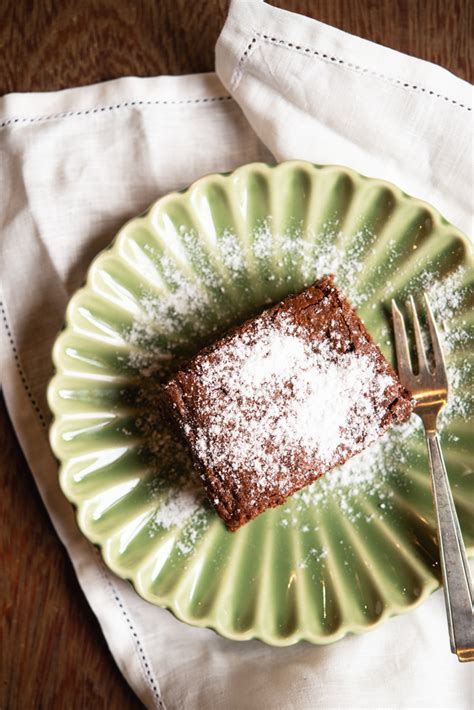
[162,276,413,531]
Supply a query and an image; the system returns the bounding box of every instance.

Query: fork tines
[391,294,448,391]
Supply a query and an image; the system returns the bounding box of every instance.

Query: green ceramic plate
[48,161,473,646]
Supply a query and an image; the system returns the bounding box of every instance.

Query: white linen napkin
[1,1,472,708]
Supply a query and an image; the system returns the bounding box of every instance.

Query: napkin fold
[0,1,472,708]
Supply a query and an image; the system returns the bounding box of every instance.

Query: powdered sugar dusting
[422,268,465,326]
[421,267,471,423]
[287,415,421,523]
[189,312,397,504]
[150,482,207,555]
[152,484,202,529]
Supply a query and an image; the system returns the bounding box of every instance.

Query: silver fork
[391,294,474,662]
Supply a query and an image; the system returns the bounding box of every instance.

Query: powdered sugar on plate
[125,222,366,374]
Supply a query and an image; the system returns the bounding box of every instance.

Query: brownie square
[162,276,412,530]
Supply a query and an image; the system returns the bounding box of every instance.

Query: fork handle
[426,431,474,661]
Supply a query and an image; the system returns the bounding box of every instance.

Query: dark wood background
[0,1,472,708]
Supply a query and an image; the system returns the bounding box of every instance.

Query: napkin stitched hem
[0,300,47,426]
[231,28,471,113]
[97,558,166,709]
[254,32,472,112]
[0,94,233,130]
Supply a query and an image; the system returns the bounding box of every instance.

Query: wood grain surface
[0,1,472,708]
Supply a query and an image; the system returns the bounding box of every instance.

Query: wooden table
[0,1,471,707]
